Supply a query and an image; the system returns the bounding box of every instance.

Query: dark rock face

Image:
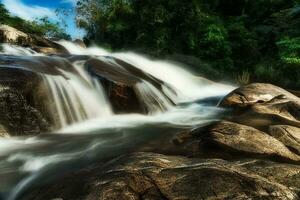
[0,87,49,136]
[22,153,298,200]
[0,55,78,135]
[73,39,86,48]
[85,57,174,114]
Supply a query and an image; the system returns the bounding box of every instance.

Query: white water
[0,42,236,200]
[42,64,112,127]
[58,40,235,104]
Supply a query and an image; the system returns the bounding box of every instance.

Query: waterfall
[0,41,236,200]
[43,68,112,128]
[134,80,173,113]
[58,40,235,104]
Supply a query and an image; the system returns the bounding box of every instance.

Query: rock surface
[190,121,300,163]
[269,125,300,155]
[8,82,300,199]
[22,153,299,200]
[0,25,68,54]
[85,57,174,114]
[0,86,49,136]
[220,83,300,108]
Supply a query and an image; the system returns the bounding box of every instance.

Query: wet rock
[73,39,86,48]
[0,87,49,136]
[85,57,174,114]
[22,153,298,200]
[86,58,146,113]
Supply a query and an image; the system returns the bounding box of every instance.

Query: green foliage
[277,37,300,65]
[0,3,70,40]
[77,0,300,89]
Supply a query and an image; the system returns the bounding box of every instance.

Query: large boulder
[269,125,300,155]
[220,83,300,130]
[220,83,300,108]
[175,121,300,163]
[0,25,68,55]
[21,153,299,200]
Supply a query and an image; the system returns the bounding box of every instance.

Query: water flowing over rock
[2,40,300,200]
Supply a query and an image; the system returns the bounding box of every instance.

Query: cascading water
[0,42,235,200]
[42,61,112,127]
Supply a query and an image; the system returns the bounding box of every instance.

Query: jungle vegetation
[76,0,300,89]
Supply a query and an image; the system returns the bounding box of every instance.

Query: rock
[86,57,146,114]
[21,153,299,200]
[0,25,29,45]
[0,125,9,137]
[0,87,49,136]
[85,57,174,114]
[269,125,300,155]
[220,83,300,108]
[73,39,86,48]
[191,121,300,163]
[220,83,300,130]
[0,25,68,55]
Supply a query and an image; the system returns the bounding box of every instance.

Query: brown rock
[0,25,68,55]
[192,121,300,163]
[269,125,300,155]
[220,83,300,108]
[0,125,9,137]
[220,83,300,130]
[21,153,298,200]
[85,57,174,114]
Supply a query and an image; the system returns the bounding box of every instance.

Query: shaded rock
[85,57,174,114]
[269,125,300,155]
[73,39,86,48]
[86,57,146,113]
[191,121,300,163]
[22,153,298,200]
[0,25,68,55]
[241,159,300,193]
[0,87,49,136]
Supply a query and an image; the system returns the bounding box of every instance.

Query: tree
[0,3,70,40]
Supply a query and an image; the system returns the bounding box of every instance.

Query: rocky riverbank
[19,83,300,200]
